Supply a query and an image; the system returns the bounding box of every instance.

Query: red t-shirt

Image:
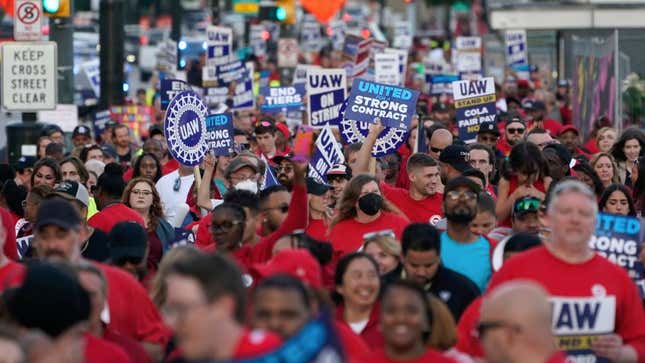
[455,296,483,358]
[329,212,410,256]
[233,329,282,359]
[335,303,383,347]
[1,208,19,260]
[305,217,329,241]
[95,262,171,345]
[162,159,180,176]
[104,328,152,363]
[365,347,456,363]
[528,118,562,137]
[487,246,645,361]
[88,203,145,233]
[334,321,370,363]
[0,260,25,293]
[381,182,443,224]
[497,138,513,157]
[84,333,133,363]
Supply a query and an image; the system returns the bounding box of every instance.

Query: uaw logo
[338,98,408,158]
[164,91,210,166]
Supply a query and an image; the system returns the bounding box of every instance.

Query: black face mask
[358,193,383,216]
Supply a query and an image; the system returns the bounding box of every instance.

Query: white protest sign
[293,64,319,85]
[308,125,345,182]
[37,104,79,132]
[455,36,482,79]
[250,24,266,58]
[14,0,42,41]
[384,48,408,87]
[392,21,412,50]
[278,38,299,68]
[82,59,101,97]
[301,21,322,52]
[1,41,57,111]
[375,53,400,86]
[505,30,527,66]
[329,20,346,51]
[452,77,496,143]
[206,26,233,66]
[306,68,346,127]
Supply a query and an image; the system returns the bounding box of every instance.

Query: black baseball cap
[272,153,294,165]
[306,177,330,196]
[72,125,92,138]
[521,99,546,111]
[34,199,82,231]
[109,222,148,261]
[439,145,472,173]
[477,121,500,136]
[15,155,36,171]
[444,176,482,196]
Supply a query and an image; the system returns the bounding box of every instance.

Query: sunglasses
[263,204,289,213]
[211,220,243,232]
[430,146,444,154]
[446,190,477,201]
[363,229,395,241]
[474,321,518,338]
[514,198,541,213]
[507,128,525,134]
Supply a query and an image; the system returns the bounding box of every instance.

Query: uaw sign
[452,77,496,143]
[308,125,345,182]
[164,91,210,166]
[306,68,346,127]
[1,41,57,111]
[206,26,233,67]
[205,113,235,156]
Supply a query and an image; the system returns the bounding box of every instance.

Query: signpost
[14,0,42,41]
[1,41,57,111]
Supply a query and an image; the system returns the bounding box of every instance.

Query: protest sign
[306,68,346,127]
[278,38,299,68]
[203,59,249,87]
[232,78,255,110]
[329,20,346,51]
[260,84,305,114]
[293,64,320,85]
[82,59,100,98]
[91,109,111,137]
[161,79,192,110]
[250,24,266,58]
[426,74,459,96]
[505,30,529,80]
[308,125,345,182]
[344,79,419,131]
[293,126,315,162]
[374,53,400,85]
[205,87,229,107]
[206,26,233,67]
[339,99,408,157]
[301,20,322,52]
[590,213,645,296]
[205,113,235,156]
[342,34,372,82]
[452,77,496,143]
[384,48,408,87]
[109,105,154,138]
[455,36,482,80]
[164,91,210,166]
[392,21,412,50]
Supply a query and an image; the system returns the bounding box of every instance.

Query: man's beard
[445,208,476,224]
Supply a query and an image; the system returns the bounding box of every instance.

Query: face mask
[235,179,259,194]
[358,193,383,216]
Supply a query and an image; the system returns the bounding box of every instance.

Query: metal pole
[99,0,125,108]
[50,17,75,104]
[171,0,182,69]
[614,29,621,131]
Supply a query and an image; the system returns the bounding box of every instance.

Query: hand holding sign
[591,334,626,362]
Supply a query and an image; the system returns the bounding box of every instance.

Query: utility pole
[171,0,182,69]
[49,17,75,104]
[99,0,125,108]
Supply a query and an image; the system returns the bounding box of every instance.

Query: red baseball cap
[275,122,291,141]
[252,249,323,288]
[558,125,579,136]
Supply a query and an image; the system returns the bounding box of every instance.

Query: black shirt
[82,228,110,262]
[429,264,481,322]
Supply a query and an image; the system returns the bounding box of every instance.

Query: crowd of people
[0,55,644,363]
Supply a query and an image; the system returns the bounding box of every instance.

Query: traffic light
[259,0,295,24]
[43,0,70,17]
[276,0,295,25]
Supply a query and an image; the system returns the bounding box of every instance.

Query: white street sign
[14,0,42,41]
[1,41,57,111]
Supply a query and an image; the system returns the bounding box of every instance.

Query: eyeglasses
[430,146,444,154]
[514,198,541,213]
[507,128,525,134]
[363,229,395,242]
[132,189,153,197]
[474,321,519,338]
[211,220,243,232]
[263,204,289,214]
[173,176,181,192]
[446,190,477,201]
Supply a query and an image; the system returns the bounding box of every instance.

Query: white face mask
[235,179,259,194]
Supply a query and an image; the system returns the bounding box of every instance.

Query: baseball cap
[433,103,450,113]
[34,199,82,231]
[72,125,92,138]
[491,232,542,271]
[439,145,472,173]
[306,177,330,196]
[557,79,570,88]
[15,155,36,171]
[444,176,482,196]
[101,145,118,159]
[512,196,541,217]
[108,222,148,262]
[53,181,90,207]
[326,164,351,178]
[558,124,579,136]
[224,157,259,179]
[477,121,500,136]
[521,99,546,111]
[252,249,323,288]
[275,122,291,141]
[272,153,293,165]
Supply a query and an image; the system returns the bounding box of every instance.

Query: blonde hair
[590,152,621,184]
[150,245,203,308]
[596,127,617,151]
[363,234,401,257]
[427,295,458,351]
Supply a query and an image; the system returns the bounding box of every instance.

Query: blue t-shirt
[440,232,491,292]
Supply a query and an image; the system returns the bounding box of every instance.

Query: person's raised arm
[355,119,385,175]
[197,154,216,211]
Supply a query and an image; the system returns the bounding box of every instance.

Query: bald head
[480,281,556,363]
[429,129,453,160]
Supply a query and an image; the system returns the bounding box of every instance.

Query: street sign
[37,104,79,132]
[1,41,57,111]
[14,0,42,41]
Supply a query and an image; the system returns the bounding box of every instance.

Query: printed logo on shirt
[438,290,451,302]
[429,215,441,225]
[550,296,616,363]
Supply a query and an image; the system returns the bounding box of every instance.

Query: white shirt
[156,170,195,224]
